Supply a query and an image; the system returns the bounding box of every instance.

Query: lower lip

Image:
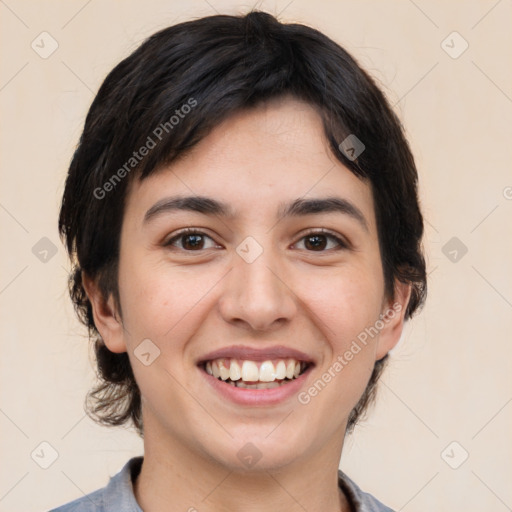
[199,365,314,406]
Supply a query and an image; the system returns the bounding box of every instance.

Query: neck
[133,415,351,512]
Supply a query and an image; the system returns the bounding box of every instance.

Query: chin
[204,432,309,473]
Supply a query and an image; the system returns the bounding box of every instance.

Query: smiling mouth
[200,358,312,389]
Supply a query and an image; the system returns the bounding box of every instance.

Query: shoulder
[49,485,105,512]
[338,470,395,512]
[49,457,143,512]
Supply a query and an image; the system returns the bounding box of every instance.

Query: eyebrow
[143,195,369,232]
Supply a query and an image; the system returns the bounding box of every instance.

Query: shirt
[49,456,394,512]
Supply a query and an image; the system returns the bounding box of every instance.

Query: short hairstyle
[59,10,427,437]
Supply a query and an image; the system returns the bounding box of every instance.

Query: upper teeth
[205,358,305,382]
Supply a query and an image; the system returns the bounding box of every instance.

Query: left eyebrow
[277,197,369,233]
[143,195,369,232]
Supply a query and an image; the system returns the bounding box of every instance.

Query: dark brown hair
[59,10,427,437]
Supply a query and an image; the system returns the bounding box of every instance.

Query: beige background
[1,1,511,511]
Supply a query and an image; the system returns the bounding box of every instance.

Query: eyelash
[163,227,348,253]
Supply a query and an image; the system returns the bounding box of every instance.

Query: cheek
[118,257,220,341]
[307,266,384,342]
[300,275,381,413]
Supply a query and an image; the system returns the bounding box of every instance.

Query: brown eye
[180,233,206,250]
[295,231,347,252]
[304,234,328,251]
[164,229,217,251]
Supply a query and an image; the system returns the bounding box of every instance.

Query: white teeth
[229,360,241,381]
[258,361,276,382]
[275,360,287,380]
[218,360,230,380]
[241,360,259,381]
[286,360,295,379]
[211,361,221,379]
[204,357,309,384]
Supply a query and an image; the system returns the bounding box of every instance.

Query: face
[90,96,409,472]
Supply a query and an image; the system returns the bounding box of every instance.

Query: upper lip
[197,345,316,365]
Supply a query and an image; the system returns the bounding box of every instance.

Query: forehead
[124,97,376,232]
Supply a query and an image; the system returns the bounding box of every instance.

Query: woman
[53,10,426,511]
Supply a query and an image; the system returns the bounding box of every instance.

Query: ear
[82,272,127,354]
[374,280,412,361]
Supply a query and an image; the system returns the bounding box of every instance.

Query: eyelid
[163,227,350,252]
[163,227,220,249]
[293,228,350,250]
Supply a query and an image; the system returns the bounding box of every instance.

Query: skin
[85,96,410,512]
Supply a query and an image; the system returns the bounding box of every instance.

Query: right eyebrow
[143,195,235,224]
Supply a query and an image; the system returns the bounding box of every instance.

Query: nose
[218,244,297,332]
